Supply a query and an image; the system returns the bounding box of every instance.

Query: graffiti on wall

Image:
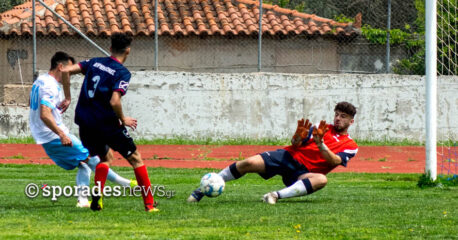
[7,49,28,69]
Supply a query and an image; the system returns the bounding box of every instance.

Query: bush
[418,173,458,188]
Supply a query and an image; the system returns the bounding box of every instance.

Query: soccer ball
[200,173,225,197]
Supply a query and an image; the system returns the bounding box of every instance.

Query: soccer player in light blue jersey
[29,52,136,208]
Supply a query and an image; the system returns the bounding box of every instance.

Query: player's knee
[127,158,142,168]
[316,174,328,187]
[100,150,114,164]
[127,151,143,167]
[246,157,258,167]
[238,157,256,169]
[99,155,112,165]
[237,155,263,173]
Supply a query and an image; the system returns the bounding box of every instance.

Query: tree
[265,0,418,30]
[0,0,26,14]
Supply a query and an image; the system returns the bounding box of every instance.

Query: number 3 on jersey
[88,76,100,98]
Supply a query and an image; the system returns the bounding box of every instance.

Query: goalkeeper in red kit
[188,102,358,204]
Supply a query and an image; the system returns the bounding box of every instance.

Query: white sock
[218,166,235,182]
[76,162,91,201]
[76,162,91,187]
[107,170,131,187]
[86,156,100,171]
[276,180,308,199]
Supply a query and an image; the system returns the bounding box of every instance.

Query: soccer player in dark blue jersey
[62,33,157,212]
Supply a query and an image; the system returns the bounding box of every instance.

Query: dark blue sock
[302,178,314,194]
[229,162,243,179]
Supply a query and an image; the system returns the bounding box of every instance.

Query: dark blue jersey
[75,57,131,130]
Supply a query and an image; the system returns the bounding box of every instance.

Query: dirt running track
[0,144,454,173]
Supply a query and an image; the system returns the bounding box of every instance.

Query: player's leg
[85,155,137,187]
[88,149,139,211]
[107,128,158,212]
[87,149,113,211]
[188,153,270,202]
[75,161,91,207]
[42,135,92,207]
[78,126,111,191]
[94,149,113,193]
[79,126,110,211]
[263,173,327,205]
[219,154,266,181]
[125,151,157,212]
[261,150,325,204]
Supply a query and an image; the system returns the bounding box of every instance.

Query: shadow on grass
[0,202,68,210]
[197,198,326,204]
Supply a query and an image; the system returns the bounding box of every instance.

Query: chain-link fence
[0,0,455,105]
[436,0,457,177]
[437,0,457,76]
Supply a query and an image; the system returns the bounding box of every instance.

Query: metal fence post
[32,0,37,80]
[386,0,391,73]
[154,0,158,71]
[258,0,262,72]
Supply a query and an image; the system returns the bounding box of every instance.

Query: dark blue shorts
[79,125,137,159]
[259,149,309,187]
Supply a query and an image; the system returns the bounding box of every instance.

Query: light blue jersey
[29,73,69,144]
[29,73,88,170]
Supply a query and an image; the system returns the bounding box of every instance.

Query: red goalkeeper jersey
[284,124,358,174]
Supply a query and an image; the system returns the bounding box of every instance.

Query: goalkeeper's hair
[111,32,133,55]
[50,51,72,70]
[334,102,357,118]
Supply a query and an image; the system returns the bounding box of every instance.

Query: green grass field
[0,164,456,239]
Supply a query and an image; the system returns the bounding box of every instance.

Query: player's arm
[110,91,137,130]
[312,120,342,167]
[59,64,82,113]
[62,63,83,76]
[40,105,72,146]
[291,118,313,147]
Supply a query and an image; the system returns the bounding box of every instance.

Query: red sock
[94,163,109,194]
[134,165,154,208]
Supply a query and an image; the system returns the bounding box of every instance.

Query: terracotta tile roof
[0,0,361,37]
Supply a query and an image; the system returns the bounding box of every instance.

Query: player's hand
[58,98,71,113]
[60,134,73,147]
[122,117,137,131]
[292,118,312,146]
[312,120,329,144]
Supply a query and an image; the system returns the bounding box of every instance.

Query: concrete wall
[0,38,32,103]
[156,36,340,73]
[338,37,408,73]
[1,72,456,142]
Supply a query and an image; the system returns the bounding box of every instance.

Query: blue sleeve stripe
[337,152,356,167]
[40,99,55,109]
